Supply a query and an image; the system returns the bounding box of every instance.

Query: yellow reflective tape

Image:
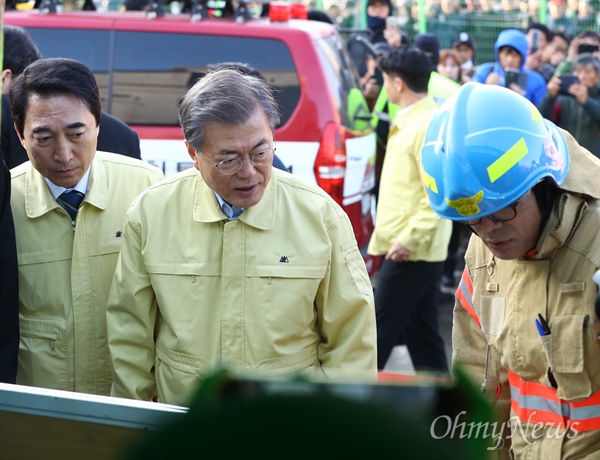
[532,106,542,123]
[487,138,528,183]
[446,191,484,217]
[420,164,438,194]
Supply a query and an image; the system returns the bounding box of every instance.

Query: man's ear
[14,122,26,148]
[1,69,13,94]
[394,75,405,93]
[185,140,200,171]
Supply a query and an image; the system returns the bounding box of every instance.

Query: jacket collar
[534,192,587,258]
[391,95,437,132]
[559,128,600,199]
[25,153,109,219]
[192,168,277,230]
[533,132,599,258]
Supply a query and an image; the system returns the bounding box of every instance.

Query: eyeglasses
[464,190,531,226]
[199,147,275,175]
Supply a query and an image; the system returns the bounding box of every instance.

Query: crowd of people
[0,3,599,458]
[350,1,600,456]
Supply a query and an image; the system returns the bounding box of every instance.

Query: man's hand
[569,81,589,105]
[507,82,526,97]
[525,50,543,72]
[383,26,402,48]
[547,74,561,98]
[385,240,411,262]
[486,72,501,85]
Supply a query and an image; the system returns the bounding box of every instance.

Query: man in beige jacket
[368,45,452,373]
[106,68,377,407]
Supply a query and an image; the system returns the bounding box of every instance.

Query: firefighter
[421,82,600,457]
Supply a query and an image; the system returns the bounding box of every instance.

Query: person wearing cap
[421,82,600,457]
[451,32,476,82]
[471,28,548,106]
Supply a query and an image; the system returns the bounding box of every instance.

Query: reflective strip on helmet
[508,369,600,432]
[487,138,529,183]
[420,163,438,194]
[456,266,481,328]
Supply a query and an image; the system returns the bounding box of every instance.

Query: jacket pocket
[250,264,327,325]
[154,340,206,406]
[17,319,69,390]
[343,242,372,296]
[539,315,595,401]
[87,238,122,257]
[256,346,318,374]
[146,261,221,324]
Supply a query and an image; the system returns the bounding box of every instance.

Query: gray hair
[179,68,281,150]
[574,52,600,75]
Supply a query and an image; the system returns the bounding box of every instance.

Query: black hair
[10,58,102,137]
[532,178,558,237]
[3,25,42,76]
[526,22,552,42]
[378,45,431,93]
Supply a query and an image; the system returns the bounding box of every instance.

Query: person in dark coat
[1,25,142,169]
[0,158,19,384]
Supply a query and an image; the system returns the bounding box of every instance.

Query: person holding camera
[554,30,600,75]
[471,29,548,106]
[539,52,600,158]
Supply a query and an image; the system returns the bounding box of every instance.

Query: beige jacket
[453,131,600,459]
[11,152,164,395]
[368,95,452,260]
[107,168,377,406]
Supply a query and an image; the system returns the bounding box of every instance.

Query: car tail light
[314,122,349,206]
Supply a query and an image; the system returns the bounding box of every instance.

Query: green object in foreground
[126,366,495,460]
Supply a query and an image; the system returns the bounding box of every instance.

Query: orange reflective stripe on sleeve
[456,266,481,328]
[507,369,600,432]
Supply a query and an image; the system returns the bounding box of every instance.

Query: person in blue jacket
[471,28,547,106]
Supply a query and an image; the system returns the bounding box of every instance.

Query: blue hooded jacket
[472,29,548,106]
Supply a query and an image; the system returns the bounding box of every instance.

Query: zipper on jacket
[480,342,492,393]
[49,339,55,352]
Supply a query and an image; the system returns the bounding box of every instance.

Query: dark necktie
[57,190,85,220]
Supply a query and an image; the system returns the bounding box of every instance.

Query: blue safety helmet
[421,82,569,221]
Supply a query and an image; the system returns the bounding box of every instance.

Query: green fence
[20,0,600,64]
[310,0,599,64]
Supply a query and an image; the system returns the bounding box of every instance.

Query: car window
[25,28,112,105]
[314,34,370,130]
[23,27,300,127]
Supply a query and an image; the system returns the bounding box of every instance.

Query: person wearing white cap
[451,32,476,81]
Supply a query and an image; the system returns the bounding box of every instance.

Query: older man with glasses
[106,68,377,407]
[421,82,600,458]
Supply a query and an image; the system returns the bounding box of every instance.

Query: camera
[530,29,542,54]
[559,74,579,95]
[504,68,528,88]
[578,43,599,55]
